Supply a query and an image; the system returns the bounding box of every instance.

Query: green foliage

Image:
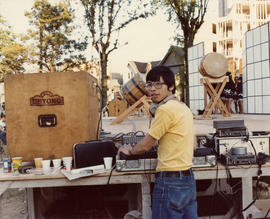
[25,0,87,72]
[0,16,30,81]
[157,0,209,104]
[80,0,156,107]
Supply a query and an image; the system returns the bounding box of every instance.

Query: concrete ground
[102,113,270,137]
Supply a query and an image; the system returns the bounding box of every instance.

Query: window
[213,42,217,52]
[212,24,216,34]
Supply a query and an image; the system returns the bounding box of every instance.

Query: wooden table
[0,163,270,219]
[0,169,154,219]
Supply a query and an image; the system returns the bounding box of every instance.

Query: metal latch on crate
[38,114,57,127]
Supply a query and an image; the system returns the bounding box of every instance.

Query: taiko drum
[198,52,228,78]
[120,74,149,105]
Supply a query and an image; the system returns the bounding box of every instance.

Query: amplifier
[116,158,157,172]
[213,120,245,129]
[221,153,256,166]
[216,127,247,137]
[216,135,270,156]
[116,150,157,171]
[116,156,217,172]
[213,120,247,138]
[116,147,216,172]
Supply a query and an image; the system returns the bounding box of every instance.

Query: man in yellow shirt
[119,66,198,218]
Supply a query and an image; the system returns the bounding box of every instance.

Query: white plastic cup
[103,157,113,170]
[62,157,72,171]
[52,159,61,169]
[42,160,51,173]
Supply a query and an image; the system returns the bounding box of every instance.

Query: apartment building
[195,0,270,75]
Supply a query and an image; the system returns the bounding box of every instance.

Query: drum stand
[200,76,231,119]
[111,95,152,125]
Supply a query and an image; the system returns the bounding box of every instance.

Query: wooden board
[4,71,99,161]
[200,76,230,119]
[107,99,127,117]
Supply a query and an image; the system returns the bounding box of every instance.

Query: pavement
[102,114,270,137]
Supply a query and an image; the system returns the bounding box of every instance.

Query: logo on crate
[30,91,64,106]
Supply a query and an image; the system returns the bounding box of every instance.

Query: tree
[80,0,156,108]
[0,16,30,81]
[25,0,88,73]
[159,0,209,104]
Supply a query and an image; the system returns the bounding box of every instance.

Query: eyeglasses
[145,82,165,90]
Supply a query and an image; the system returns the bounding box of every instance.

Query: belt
[156,169,192,178]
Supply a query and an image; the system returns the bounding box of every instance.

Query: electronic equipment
[216,135,270,157]
[197,134,216,148]
[116,146,216,172]
[116,156,217,171]
[213,120,245,130]
[116,149,157,171]
[216,127,248,137]
[119,149,157,160]
[121,132,145,146]
[116,158,157,172]
[192,155,216,167]
[220,146,257,165]
[214,120,248,137]
[223,153,256,166]
[193,146,216,167]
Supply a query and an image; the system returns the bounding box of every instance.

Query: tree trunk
[39,25,43,73]
[100,53,108,109]
[50,46,54,72]
[183,32,196,107]
[183,46,189,106]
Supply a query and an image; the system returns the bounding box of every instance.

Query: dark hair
[146,66,176,94]
[226,71,231,76]
[225,71,234,85]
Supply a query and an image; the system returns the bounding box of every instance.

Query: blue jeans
[0,131,6,145]
[152,170,198,219]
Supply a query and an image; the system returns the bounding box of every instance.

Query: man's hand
[118,144,133,155]
[118,134,156,157]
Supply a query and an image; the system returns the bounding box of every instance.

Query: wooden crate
[107,99,127,117]
[4,71,99,161]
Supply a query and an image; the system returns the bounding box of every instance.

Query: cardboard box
[5,71,99,161]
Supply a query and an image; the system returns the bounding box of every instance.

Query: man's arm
[119,134,157,155]
[130,134,157,155]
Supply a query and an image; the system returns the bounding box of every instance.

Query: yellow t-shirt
[148,100,195,172]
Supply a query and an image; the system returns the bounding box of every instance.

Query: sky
[0,0,178,74]
[0,0,216,74]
